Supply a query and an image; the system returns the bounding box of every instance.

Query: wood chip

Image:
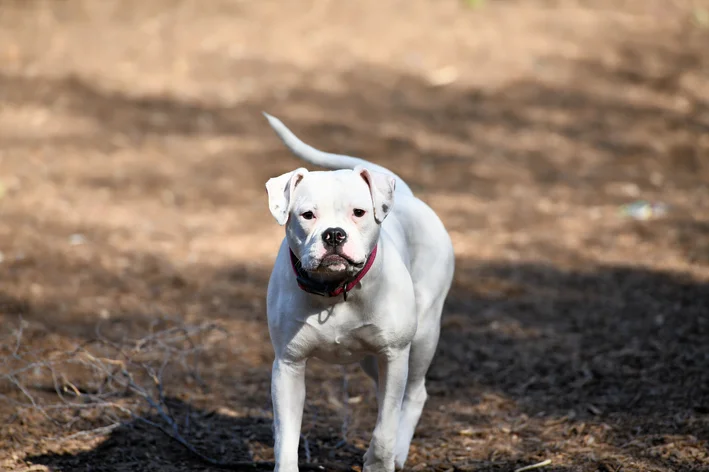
[514,459,552,472]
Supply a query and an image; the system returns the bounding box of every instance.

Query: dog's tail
[263,113,413,196]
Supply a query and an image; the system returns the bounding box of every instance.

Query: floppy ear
[355,166,396,223]
[265,168,308,225]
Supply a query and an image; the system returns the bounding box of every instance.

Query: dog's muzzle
[289,245,378,301]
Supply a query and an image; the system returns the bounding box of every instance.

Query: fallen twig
[514,459,552,472]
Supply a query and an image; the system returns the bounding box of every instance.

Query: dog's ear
[265,168,308,225]
[356,166,396,223]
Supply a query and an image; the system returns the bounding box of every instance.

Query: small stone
[347,395,363,405]
[69,234,87,246]
[427,66,459,87]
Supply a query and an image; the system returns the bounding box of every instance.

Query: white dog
[264,113,454,472]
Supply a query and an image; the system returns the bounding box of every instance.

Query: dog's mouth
[316,252,364,272]
[321,254,348,266]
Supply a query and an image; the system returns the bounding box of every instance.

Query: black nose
[322,227,347,247]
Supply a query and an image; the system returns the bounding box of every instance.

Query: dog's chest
[298,309,382,364]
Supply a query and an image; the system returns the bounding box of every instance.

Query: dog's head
[266,166,395,276]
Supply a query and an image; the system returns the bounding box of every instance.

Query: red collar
[289,245,378,301]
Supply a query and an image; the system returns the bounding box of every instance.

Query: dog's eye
[353,209,366,218]
[301,211,315,220]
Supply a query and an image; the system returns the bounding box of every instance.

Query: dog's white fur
[264,114,454,472]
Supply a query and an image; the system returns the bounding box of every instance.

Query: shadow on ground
[26,397,368,472]
[438,256,709,444]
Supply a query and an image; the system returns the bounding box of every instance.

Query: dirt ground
[1,0,709,471]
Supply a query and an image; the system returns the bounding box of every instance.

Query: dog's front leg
[363,347,410,472]
[272,357,307,472]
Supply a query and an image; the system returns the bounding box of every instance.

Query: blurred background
[1,1,709,471]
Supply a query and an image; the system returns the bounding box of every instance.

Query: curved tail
[263,113,413,196]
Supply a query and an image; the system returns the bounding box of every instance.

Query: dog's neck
[289,245,378,301]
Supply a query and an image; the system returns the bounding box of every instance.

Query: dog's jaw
[319,254,349,273]
[308,256,360,282]
[298,244,367,273]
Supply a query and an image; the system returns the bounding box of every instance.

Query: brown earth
[1,0,709,471]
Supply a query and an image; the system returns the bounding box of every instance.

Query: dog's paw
[393,438,410,470]
[362,449,395,472]
[394,454,407,471]
[362,463,394,472]
[274,462,300,472]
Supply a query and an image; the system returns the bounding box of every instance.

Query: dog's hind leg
[393,301,444,470]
